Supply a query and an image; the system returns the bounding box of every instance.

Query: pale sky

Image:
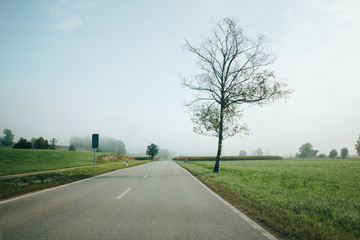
[1,0,360,156]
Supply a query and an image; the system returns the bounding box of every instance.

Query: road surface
[0,161,276,240]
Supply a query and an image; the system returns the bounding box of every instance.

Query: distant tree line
[239,148,268,157]
[296,142,355,159]
[0,129,57,150]
[13,137,57,150]
[70,135,126,154]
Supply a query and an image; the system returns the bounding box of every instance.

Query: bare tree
[183,17,292,172]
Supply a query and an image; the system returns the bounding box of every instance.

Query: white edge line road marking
[0,163,154,205]
[180,165,278,240]
[116,188,132,200]
[143,174,148,179]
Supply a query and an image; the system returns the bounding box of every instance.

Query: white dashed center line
[116,188,132,200]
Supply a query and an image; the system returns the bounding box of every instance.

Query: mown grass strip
[178,159,360,240]
[0,160,150,200]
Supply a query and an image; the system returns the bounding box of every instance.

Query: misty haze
[1,1,360,240]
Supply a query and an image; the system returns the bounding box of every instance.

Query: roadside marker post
[92,134,99,170]
[126,158,128,167]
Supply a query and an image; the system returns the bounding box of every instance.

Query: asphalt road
[0,161,276,240]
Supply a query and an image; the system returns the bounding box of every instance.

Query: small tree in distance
[355,135,360,156]
[50,138,57,150]
[341,148,349,158]
[146,143,159,160]
[256,147,264,156]
[329,149,338,158]
[1,129,14,147]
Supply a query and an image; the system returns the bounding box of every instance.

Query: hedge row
[133,157,151,160]
[172,156,283,161]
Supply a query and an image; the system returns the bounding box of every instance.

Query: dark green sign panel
[92,134,99,148]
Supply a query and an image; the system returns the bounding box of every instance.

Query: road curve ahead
[0,161,276,240]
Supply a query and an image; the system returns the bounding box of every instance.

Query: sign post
[92,134,99,170]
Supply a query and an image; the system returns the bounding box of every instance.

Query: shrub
[68,145,76,151]
[133,157,151,160]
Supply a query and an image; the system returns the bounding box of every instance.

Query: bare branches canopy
[183,17,292,172]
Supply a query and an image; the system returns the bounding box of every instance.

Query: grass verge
[0,148,142,176]
[0,159,150,200]
[177,159,360,240]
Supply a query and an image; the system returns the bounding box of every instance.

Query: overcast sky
[1,0,359,156]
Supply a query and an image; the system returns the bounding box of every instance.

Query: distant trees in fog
[239,150,247,156]
[297,143,318,158]
[158,148,170,159]
[70,135,126,154]
[255,148,263,156]
[13,136,56,150]
[297,144,355,159]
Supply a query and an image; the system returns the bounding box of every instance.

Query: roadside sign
[92,134,99,170]
[92,134,99,149]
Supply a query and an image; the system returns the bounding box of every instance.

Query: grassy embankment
[0,148,97,176]
[0,148,150,200]
[178,158,360,240]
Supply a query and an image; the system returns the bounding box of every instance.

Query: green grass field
[178,158,360,240]
[0,147,98,176]
[0,159,150,200]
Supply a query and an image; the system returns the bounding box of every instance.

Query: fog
[1,0,360,157]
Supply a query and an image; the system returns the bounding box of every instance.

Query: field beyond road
[178,158,360,240]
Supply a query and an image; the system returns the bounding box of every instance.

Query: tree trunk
[213,104,224,173]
